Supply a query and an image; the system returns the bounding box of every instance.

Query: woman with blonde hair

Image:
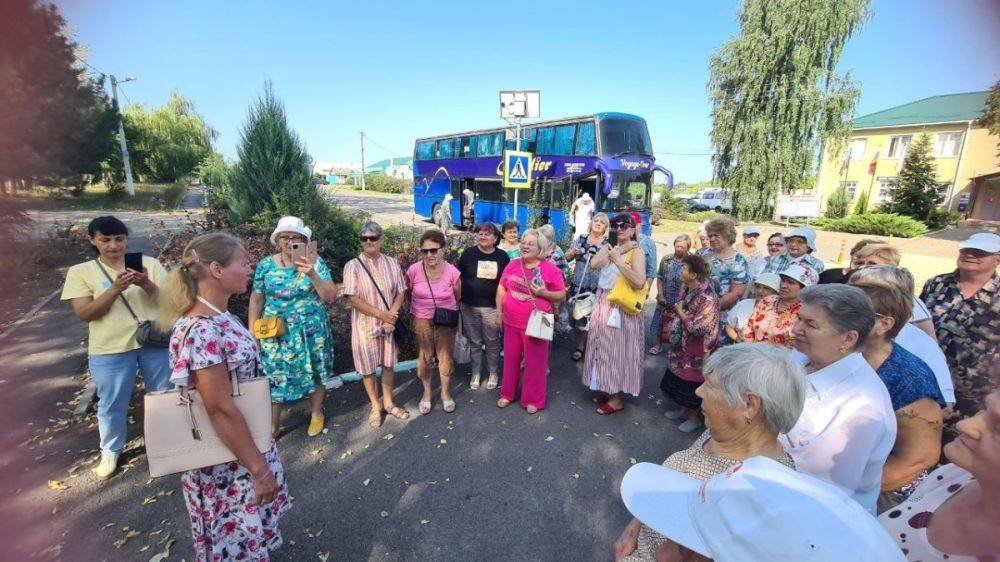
[850,244,936,339]
[565,212,610,360]
[159,232,291,561]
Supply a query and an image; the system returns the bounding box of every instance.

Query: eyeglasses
[767,243,784,248]
[420,247,441,255]
[361,235,381,243]
[277,235,306,243]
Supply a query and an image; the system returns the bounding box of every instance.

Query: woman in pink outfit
[496,229,567,414]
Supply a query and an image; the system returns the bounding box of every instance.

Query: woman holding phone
[248,216,338,438]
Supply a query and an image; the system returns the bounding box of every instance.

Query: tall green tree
[978,80,1000,159]
[885,133,943,220]
[708,0,871,220]
[120,92,216,183]
[0,0,118,191]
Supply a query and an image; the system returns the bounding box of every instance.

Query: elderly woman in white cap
[763,225,825,274]
[614,343,806,561]
[741,263,816,347]
[249,216,339,437]
[724,272,780,342]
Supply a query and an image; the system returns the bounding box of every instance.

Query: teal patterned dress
[253,255,334,403]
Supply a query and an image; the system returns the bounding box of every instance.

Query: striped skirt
[581,290,644,396]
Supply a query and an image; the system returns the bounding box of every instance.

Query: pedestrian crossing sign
[503,150,533,189]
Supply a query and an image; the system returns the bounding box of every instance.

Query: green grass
[652,218,704,234]
[12,182,187,211]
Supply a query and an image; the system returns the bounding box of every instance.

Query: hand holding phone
[124,252,144,272]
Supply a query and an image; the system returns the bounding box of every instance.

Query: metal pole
[359,130,367,191]
[513,120,521,224]
[111,75,136,196]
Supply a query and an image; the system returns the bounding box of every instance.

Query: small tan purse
[251,316,286,339]
[144,319,272,478]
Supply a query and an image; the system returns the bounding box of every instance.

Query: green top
[852,91,988,130]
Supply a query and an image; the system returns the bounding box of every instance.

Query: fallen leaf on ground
[629,457,637,465]
[322,428,329,434]
[102,522,115,529]
[113,529,141,549]
[439,439,447,444]
[318,551,330,562]
[527,466,533,472]
[380,510,389,518]
[310,449,322,456]
[142,496,157,505]
[362,478,371,487]
[382,433,394,440]
[544,436,554,442]
[47,480,70,491]
[571,473,580,479]
[420,519,429,525]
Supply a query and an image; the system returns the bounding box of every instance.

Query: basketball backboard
[500,90,540,120]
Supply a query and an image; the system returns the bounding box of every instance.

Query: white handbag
[143,319,272,478]
[569,291,595,320]
[526,309,554,341]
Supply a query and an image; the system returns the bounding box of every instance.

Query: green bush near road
[814,213,927,238]
[825,186,851,219]
[357,174,412,194]
[682,210,732,223]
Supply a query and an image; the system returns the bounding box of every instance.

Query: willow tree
[708,0,871,220]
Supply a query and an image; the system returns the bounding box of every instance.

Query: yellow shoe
[307,413,325,437]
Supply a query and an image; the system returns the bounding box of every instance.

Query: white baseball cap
[780,263,819,287]
[787,226,818,251]
[269,216,312,245]
[958,232,1000,253]
[743,226,761,236]
[620,457,904,562]
[754,272,782,293]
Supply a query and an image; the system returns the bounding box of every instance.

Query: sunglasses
[420,247,441,255]
[767,243,784,247]
[361,235,381,242]
[611,222,632,229]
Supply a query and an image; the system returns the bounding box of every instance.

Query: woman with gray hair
[614,343,805,561]
[785,284,897,514]
[341,221,410,428]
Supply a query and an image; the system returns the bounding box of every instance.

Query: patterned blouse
[919,271,999,441]
[763,251,825,274]
[703,249,750,300]
[657,256,685,308]
[741,295,800,347]
[667,281,720,382]
[568,235,608,292]
[623,431,795,562]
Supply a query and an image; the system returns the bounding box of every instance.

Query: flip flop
[384,405,410,421]
[596,403,624,415]
[419,400,433,415]
[497,398,512,408]
[442,399,456,413]
[368,409,382,428]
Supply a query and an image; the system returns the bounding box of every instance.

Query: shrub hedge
[813,213,927,238]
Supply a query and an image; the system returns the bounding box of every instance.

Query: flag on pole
[867,151,879,175]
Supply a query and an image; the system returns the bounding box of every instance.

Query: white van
[689,188,732,212]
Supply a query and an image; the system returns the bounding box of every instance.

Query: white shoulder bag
[521,261,554,341]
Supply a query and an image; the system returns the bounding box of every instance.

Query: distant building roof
[365,157,413,172]
[852,91,988,130]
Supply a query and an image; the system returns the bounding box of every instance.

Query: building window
[848,138,867,162]
[876,177,897,204]
[840,181,858,200]
[934,132,963,157]
[886,135,911,159]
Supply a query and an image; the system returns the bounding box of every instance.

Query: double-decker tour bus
[412,112,671,239]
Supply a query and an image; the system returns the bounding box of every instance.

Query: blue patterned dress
[253,256,334,403]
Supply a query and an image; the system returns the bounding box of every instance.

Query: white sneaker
[678,419,704,433]
[92,451,120,479]
[663,408,686,420]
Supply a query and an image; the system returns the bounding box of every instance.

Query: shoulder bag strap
[94,259,140,324]
[177,315,242,396]
[421,262,438,308]
[573,247,596,300]
[356,256,391,311]
[519,259,540,311]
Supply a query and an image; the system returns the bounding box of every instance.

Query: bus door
[472,179,504,226]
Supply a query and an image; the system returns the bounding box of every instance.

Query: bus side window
[475,180,503,202]
[460,136,475,158]
[436,138,455,159]
[477,134,500,157]
[575,122,596,156]
[491,133,503,156]
[536,127,555,155]
[416,141,435,160]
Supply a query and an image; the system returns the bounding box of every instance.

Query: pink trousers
[500,325,551,410]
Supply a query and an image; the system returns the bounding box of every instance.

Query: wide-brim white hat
[270,216,312,245]
[779,263,819,287]
[754,272,782,293]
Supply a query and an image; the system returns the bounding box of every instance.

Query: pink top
[499,258,566,330]
[406,261,460,319]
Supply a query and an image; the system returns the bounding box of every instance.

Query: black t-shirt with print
[457,246,510,308]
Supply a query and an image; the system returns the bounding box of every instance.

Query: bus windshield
[599,118,652,157]
[601,171,651,211]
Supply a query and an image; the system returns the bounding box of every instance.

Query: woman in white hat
[248,216,339,438]
[741,263,816,347]
[763,225,825,275]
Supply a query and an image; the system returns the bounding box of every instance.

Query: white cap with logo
[958,232,1000,253]
[620,457,905,562]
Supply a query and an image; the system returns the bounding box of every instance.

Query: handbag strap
[573,245,597,301]
[518,259,541,311]
[356,256,392,311]
[176,316,243,397]
[421,262,439,309]
[94,259,141,325]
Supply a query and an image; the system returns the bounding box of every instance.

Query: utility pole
[110,75,136,197]
[359,130,367,191]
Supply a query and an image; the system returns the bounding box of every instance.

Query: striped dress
[581,258,644,396]
[341,254,406,376]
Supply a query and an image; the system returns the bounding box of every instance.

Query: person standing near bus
[569,192,595,239]
[499,220,521,259]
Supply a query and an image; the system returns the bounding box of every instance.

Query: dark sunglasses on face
[420,247,441,255]
[361,235,380,242]
[611,222,631,229]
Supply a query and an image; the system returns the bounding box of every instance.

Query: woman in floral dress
[741,263,816,347]
[248,217,338,438]
[160,232,291,562]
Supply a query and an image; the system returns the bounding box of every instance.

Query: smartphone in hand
[290,242,307,264]
[124,252,144,272]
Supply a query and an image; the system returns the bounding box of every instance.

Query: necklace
[196,296,226,315]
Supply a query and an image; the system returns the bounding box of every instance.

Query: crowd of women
[61,212,998,561]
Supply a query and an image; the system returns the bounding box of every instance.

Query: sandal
[648,346,662,355]
[591,394,610,405]
[368,408,383,428]
[571,348,584,361]
[442,399,456,413]
[419,400,433,415]
[470,374,481,390]
[384,405,410,421]
[497,398,512,408]
[596,402,624,415]
[485,374,499,390]
[526,405,539,415]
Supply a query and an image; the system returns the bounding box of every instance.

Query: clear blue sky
[57,0,999,183]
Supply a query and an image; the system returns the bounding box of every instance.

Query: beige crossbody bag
[144,317,272,478]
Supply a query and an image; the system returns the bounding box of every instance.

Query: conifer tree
[886,133,943,220]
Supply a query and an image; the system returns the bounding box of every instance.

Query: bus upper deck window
[416,141,435,160]
[436,138,455,159]
[575,122,596,156]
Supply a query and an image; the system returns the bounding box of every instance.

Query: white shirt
[572,197,595,238]
[780,352,897,514]
[895,323,955,405]
[726,298,757,331]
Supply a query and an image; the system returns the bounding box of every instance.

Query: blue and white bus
[412,112,671,239]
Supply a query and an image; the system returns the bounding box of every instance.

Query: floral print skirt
[180,442,291,561]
